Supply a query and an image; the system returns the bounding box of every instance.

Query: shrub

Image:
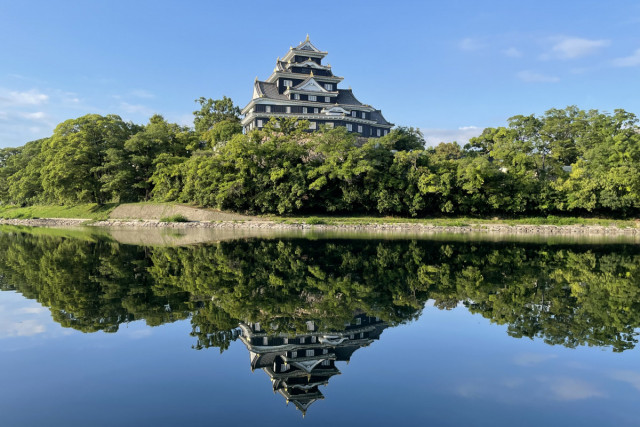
[306,217,326,225]
[160,214,189,223]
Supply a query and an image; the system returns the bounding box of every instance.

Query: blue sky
[1,0,639,148]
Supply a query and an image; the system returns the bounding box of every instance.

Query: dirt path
[108,204,255,222]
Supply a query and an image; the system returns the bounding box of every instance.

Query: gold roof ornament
[305,33,310,41]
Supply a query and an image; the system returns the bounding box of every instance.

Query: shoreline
[1,217,639,236]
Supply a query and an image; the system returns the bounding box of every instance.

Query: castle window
[300,337,305,344]
[377,129,381,137]
[291,351,297,358]
[286,106,291,113]
[324,83,332,91]
[311,336,317,343]
[314,108,319,114]
[352,110,356,117]
[358,125,363,133]
[325,97,330,102]
[361,112,366,119]
[263,337,268,345]
[356,317,361,325]
[305,349,314,357]
[384,130,388,136]
[309,122,317,130]
[322,348,328,354]
[303,107,307,114]
[346,124,353,131]
[293,93,300,100]
[322,360,330,366]
[265,105,271,113]
[257,119,263,128]
[308,95,317,101]
[326,122,334,129]
[283,79,293,87]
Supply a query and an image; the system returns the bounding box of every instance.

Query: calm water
[1,226,640,426]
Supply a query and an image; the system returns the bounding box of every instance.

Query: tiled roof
[335,89,363,106]
[370,109,392,126]
[256,81,288,100]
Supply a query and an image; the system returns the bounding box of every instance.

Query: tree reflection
[1,228,640,352]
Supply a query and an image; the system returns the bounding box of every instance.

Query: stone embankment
[1,217,639,236]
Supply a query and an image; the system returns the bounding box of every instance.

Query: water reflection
[239,315,387,415]
[2,228,640,355]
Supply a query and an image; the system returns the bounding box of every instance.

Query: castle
[241,36,393,136]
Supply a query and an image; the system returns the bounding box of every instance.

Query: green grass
[0,203,117,220]
[159,214,189,223]
[0,224,112,241]
[305,216,326,225]
[1,203,637,229]
[264,214,639,228]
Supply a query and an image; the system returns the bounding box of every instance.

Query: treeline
[1,102,639,216]
[2,230,640,352]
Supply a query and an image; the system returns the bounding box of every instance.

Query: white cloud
[612,48,640,67]
[130,89,155,99]
[0,88,49,106]
[503,47,523,58]
[549,37,610,59]
[458,37,486,51]
[19,111,48,121]
[513,353,557,367]
[610,370,640,391]
[548,377,604,401]
[0,297,48,339]
[119,102,154,116]
[517,70,560,83]
[421,126,483,146]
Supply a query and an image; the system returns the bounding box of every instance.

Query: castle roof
[243,38,394,129]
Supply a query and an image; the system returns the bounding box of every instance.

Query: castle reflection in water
[239,314,387,415]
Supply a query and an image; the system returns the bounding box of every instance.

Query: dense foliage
[2,102,639,216]
[2,229,640,352]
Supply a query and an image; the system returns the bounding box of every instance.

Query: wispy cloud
[458,37,486,51]
[546,37,610,59]
[513,353,557,367]
[119,102,154,116]
[0,88,49,106]
[19,111,48,121]
[0,298,48,339]
[517,70,560,83]
[421,126,482,146]
[610,370,640,391]
[548,377,604,401]
[612,48,640,67]
[502,47,523,58]
[130,89,155,99]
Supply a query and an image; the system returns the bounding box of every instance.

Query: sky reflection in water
[0,228,639,426]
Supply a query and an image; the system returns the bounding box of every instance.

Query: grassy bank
[1,202,638,229]
[0,203,117,220]
[266,214,640,228]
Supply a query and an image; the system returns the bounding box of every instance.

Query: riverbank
[1,217,639,236]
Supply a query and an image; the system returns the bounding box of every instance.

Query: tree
[193,96,242,149]
[386,126,425,151]
[39,114,138,204]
